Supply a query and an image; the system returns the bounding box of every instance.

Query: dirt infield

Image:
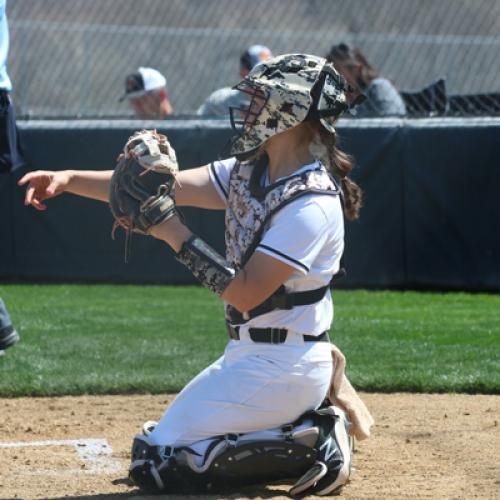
[0,393,499,499]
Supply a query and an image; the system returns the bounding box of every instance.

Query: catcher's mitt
[109,130,179,259]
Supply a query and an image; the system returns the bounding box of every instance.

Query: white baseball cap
[119,67,167,101]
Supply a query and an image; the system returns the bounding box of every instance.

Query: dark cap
[240,45,273,71]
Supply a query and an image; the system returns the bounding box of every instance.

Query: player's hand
[18,170,73,211]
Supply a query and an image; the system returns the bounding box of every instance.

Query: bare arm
[18,169,113,210]
[19,165,224,211]
[175,165,225,210]
[64,170,113,201]
[19,162,289,310]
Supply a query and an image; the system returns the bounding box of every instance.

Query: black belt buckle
[269,328,287,344]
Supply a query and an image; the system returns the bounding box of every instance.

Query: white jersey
[209,157,344,336]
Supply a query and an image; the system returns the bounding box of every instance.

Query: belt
[226,323,330,344]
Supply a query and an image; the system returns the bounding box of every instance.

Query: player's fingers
[18,171,44,186]
[17,173,33,186]
[32,199,47,211]
[25,184,48,208]
[26,184,47,210]
[24,185,36,206]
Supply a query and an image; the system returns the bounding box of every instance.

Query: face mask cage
[306,64,367,124]
[230,80,270,135]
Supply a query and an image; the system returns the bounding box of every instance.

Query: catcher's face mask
[229,54,355,158]
[230,81,269,134]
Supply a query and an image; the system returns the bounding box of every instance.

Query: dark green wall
[1,118,499,290]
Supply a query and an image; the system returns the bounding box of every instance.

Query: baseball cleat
[312,406,352,496]
[0,327,20,351]
[289,405,352,497]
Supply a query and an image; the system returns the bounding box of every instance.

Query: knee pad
[129,435,200,493]
[129,433,318,494]
[129,435,171,492]
[201,438,318,489]
[129,406,351,495]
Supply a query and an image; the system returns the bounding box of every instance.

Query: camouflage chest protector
[224,155,341,324]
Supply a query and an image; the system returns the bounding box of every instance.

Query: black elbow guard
[176,235,236,296]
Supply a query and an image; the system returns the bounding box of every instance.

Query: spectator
[239,44,273,79]
[1,0,22,355]
[326,43,406,117]
[196,87,250,117]
[197,44,273,117]
[120,67,173,119]
[0,0,25,173]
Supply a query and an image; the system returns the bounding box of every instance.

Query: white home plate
[0,438,123,475]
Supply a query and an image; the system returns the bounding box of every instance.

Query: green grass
[0,285,498,396]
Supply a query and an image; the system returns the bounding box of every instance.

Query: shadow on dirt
[45,477,292,499]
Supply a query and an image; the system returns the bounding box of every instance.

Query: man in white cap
[120,67,173,119]
[197,45,273,117]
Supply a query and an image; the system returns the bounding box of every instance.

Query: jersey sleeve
[256,195,333,275]
[208,157,237,206]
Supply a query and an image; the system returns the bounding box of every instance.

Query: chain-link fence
[6,0,500,119]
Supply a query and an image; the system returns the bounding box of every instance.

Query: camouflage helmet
[229,53,351,157]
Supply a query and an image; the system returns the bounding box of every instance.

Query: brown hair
[326,43,378,90]
[305,121,363,220]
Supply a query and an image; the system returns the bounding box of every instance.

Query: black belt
[226,323,330,344]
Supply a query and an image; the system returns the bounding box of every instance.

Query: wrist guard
[176,235,236,296]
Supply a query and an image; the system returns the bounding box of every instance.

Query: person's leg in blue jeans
[0,297,19,353]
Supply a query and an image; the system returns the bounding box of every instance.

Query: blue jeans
[0,297,13,333]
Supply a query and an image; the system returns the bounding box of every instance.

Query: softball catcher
[19,53,373,496]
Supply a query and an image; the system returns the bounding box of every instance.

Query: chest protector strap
[226,284,330,324]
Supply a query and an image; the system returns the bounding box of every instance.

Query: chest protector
[225,157,341,324]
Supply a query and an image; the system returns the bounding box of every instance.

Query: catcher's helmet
[229,54,354,157]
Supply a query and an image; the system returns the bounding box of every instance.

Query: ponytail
[306,122,363,220]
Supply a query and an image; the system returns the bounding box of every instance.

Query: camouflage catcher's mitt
[109,130,179,257]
